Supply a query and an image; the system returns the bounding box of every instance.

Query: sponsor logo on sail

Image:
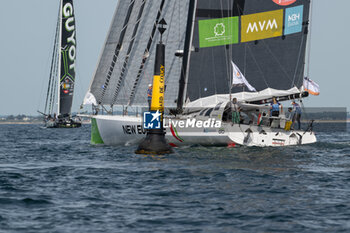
[198,17,239,48]
[272,0,297,6]
[62,2,76,72]
[63,83,71,89]
[284,5,304,35]
[241,10,283,42]
[214,23,225,36]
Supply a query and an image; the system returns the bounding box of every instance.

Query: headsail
[183,0,311,103]
[59,0,76,115]
[86,0,190,108]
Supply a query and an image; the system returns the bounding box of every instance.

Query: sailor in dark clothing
[292,100,302,129]
[231,98,241,124]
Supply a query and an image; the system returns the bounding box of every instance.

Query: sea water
[0,123,349,232]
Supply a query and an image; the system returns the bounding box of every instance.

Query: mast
[305,0,313,78]
[176,0,197,110]
[57,0,63,115]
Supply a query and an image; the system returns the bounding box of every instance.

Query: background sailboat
[39,0,81,128]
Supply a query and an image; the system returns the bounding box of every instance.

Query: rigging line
[219,0,230,90]
[164,1,185,81]
[112,0,147,106]
[291,33,305,88]
[261,39,294,83]
[48,47,58,114]
[45,8,61,114]
[97,0,136,105]
[164,1,176,45]
[244,43,247,76]
[38,13,60,113]
[49,58,56,113]
[306,0,313,78]
[211,48,218,95]
[49,38,60,114]
[296,2,312,87]
[246,43,269,89]
[177,0,197,110]
[226,0,232,90]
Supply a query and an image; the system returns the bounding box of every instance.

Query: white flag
[231,61,256,92]
[303,77,320,96]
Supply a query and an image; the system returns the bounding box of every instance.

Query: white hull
[91,115,316,147]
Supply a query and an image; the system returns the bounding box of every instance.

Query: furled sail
[86,0,190,107]
[184,0,311,103]
[59,0,76,115]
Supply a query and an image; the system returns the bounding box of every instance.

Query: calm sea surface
[0,123,349,232]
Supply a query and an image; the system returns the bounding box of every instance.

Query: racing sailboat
[83,0,317,146]
[39,0,81,128]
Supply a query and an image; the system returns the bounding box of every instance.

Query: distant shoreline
[0,121,91,125]
[0,122,41,125]
[312,120,350,123]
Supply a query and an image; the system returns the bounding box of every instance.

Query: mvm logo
[246,19,279,33]
[241,9,283,42]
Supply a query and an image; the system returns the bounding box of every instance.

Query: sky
[0,0,349,115]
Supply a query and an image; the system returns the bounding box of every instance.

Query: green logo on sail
[198,17,239,48]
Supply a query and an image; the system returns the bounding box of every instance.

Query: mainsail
[59,0,76,115]
[86,0,311,110]
[184,0,310,103]
[43,0,76,116]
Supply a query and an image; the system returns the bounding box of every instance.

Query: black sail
[184,0,310,102]
[59,0,76,115]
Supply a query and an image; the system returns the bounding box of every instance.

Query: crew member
[292,100,302,129]
[270,97,282,117]
[232,98,241,124]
